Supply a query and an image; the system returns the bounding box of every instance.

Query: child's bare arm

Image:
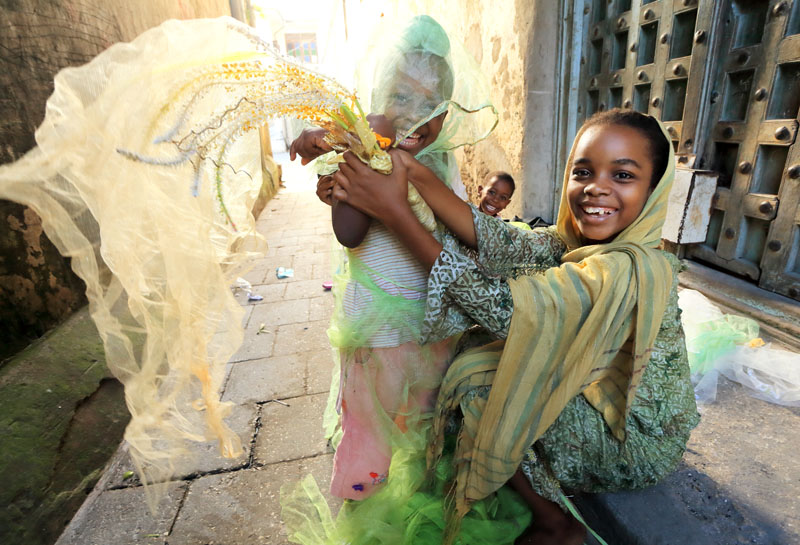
[395,152,477,249]
[332,152,443,269]
[331,199,371,248]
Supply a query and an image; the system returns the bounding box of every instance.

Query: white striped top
[341,220,429,347]
[338,167,465,348]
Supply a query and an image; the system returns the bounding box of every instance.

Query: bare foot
[515,514,586,545]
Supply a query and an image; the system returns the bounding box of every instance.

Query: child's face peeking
[567,124,654,243]
[478,177,513,216]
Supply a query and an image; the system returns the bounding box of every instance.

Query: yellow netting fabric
[0,16,371,506]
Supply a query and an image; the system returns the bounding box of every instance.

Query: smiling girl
[331,109,699,544]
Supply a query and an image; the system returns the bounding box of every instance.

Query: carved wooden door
[577,0,800,301]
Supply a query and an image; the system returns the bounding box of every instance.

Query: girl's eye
[488,189,496,195]
[572,168,591,178]
[615,171,634,181]
[391,93,410,105]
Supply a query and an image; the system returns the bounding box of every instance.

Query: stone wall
[0,0,236,360]
[320,0,564,222]
[0,308,125,545]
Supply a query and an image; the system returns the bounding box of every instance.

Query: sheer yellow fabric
[0,17,363,507]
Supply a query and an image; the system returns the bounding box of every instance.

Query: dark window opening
[637,22,658,66]
[634,84,651,113]
[592,0,607,23]
[670,9,697,59]
[740,216,769,266]
[731,0,769,48]
[609,87,623,109]
[753,146,789,195]
[767,63,800,120]
[713,142,740,188]
[612,31,629,70]
[705,209,725,251]
[590,38,604,75]
[788,0,800,35]
[664,79,688,121]
[588,90,600,115]
[721,69,755,121]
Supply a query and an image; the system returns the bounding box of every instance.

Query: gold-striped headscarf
[431,117,676,541]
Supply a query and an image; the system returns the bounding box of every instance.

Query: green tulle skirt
[281,433,531,545]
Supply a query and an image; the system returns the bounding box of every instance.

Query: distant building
[258,7,319,64]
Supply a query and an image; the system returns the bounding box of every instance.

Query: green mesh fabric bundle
[329,12,498,350]
[281,431,531,545]
[362,14,498,183]
[687,314,760,375]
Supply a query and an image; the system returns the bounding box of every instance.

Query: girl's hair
[581,109,669,188]
[485,171,515,193]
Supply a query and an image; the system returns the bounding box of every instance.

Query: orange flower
[375,134,392,149]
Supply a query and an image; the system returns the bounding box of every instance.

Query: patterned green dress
[423,208,700,505]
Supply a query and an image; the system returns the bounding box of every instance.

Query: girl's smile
[567,124,654,243]
[394,112,446,155]
[383,67,448,156]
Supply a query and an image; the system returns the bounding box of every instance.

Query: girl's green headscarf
[430,117,676,543]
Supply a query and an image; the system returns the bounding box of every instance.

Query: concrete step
[576,376,800,544]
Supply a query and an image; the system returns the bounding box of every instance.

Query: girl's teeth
[398,131,421,140]
[584,206,615,215]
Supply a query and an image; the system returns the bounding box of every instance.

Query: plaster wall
[413,0,563,221]
[0,0,235,359]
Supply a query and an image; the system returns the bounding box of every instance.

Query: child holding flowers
[290,15,497,500]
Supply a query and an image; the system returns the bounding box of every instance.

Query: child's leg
[329,339,456,500]
[330,346,404,499]
[508,470,586,545]
[405,336,459,415]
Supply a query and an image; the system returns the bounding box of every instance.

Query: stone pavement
[57,153,339,545]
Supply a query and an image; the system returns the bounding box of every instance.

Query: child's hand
[390,149,435,191]
[289,128,333,165]
[390,149,422,181]
[316,175,334,205]
[332,150,409,220]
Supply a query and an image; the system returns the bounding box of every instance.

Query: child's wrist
[383,200,415,231]
[405,160,422,185]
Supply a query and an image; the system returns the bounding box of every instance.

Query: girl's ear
[477,185,484,194]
